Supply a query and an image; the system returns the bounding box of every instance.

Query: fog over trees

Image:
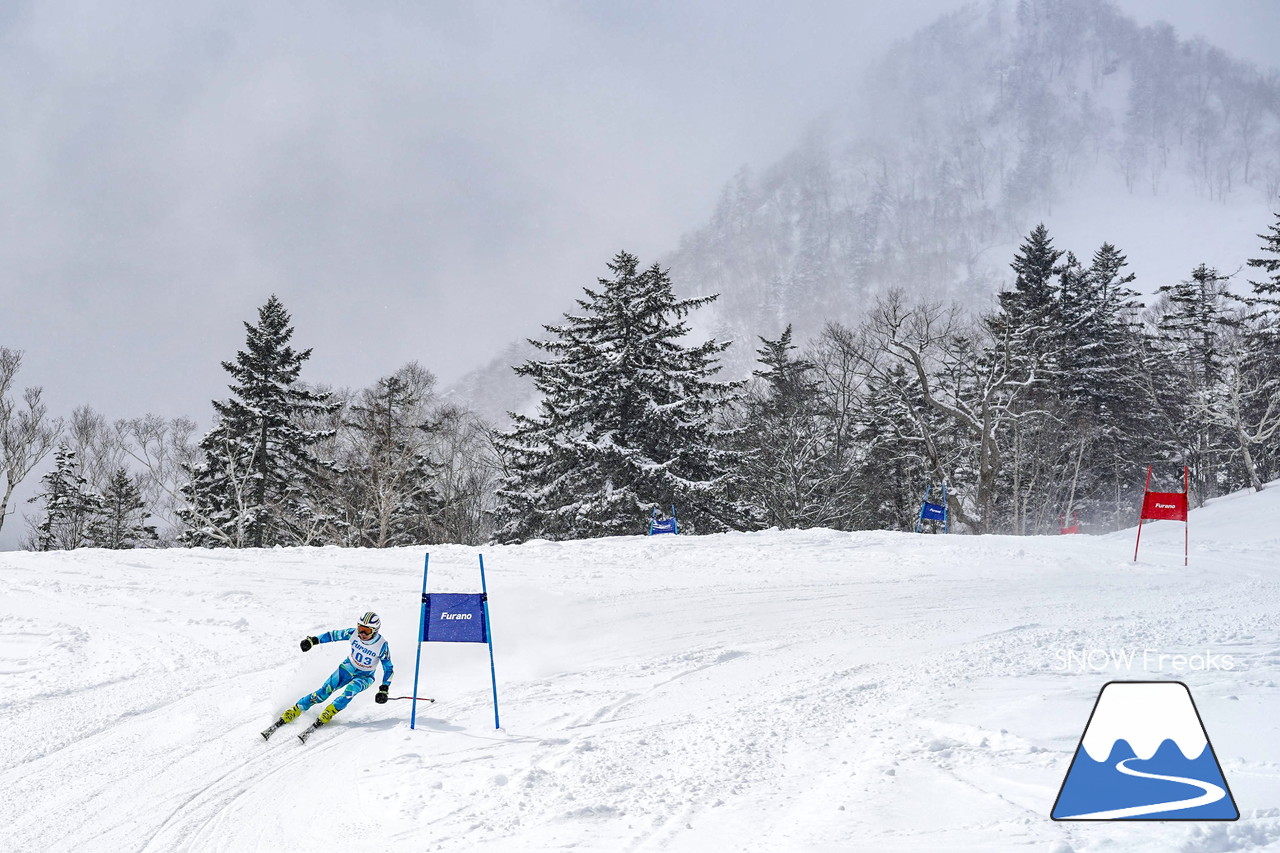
[11,0,1280,548]
[665,0,1280,357]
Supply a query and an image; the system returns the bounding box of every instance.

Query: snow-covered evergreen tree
[732,325,854,529]
[89,468,158,549]
[974,226,1072,533]
[1237,210,1280,484]
[1156,264,1236,390]
[990,222,1066,379]
[850,362,932,531]
[1152,264,1241,500]
[496,252,745,541]
[1244,211,1280,328]
[1050,242,1152,528]
[180,295,339,548]
[29,444,103,551]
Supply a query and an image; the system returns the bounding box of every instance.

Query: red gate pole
[1183,466,1189,567]
[1134,465,1153,562]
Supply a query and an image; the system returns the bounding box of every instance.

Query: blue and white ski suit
[297,627,394,714]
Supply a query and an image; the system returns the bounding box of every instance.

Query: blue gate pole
[916,484,930,533]
[411,552,430,731]
[479,553,500,730]
[942,483,949,534]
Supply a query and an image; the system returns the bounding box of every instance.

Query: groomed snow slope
[4,485,1280,852]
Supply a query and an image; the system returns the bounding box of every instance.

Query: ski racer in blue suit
[262,610,393,740]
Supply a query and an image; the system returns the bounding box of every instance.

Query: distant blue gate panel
[920,501,947,521]
[422,592,489,643]
[650,518,678,534]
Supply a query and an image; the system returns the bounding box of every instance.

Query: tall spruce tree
[852,363,931,530]
[982,225,1068,533]
[180,295,339,547]
[1153,264,1240,500]
[1238,210,1280,483]
[1056,245,1143,412]
[496,251,744,541]
[1245,210,1280,330]
[1052,242,1152,527]
[734,325,852,529]
[90,468,159,549]
[990,222,1066,376]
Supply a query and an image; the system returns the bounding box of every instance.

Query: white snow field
[4,485,1280,852]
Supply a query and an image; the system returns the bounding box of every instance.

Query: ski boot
[298,703,339,744]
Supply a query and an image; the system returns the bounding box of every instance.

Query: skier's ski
[261,720,285,741]
[298,723,322,744]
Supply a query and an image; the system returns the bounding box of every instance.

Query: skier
[262,610,394,743]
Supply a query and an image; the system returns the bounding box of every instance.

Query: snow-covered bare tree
[335,362,442,547]
[116,414,199,545]
[0,347,62,535]
[425,404,500,545]
[835,291,1045,533]
[64,406,130,495]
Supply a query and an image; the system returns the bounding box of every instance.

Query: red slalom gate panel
[1141,491,1188,522]
[1134,465,1189,565]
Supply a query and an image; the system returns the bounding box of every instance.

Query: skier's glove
[300,636,319,652]
[375,684,390,704]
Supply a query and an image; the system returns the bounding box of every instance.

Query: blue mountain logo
[1052,681,1238,820]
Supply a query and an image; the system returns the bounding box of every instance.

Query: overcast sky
[3,1,1278,423]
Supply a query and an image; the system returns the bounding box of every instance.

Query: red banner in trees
[1140,491,1188,522]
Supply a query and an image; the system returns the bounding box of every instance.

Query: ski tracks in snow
[9,512,1280,851]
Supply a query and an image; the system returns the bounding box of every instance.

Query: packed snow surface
[4,484,1280,852]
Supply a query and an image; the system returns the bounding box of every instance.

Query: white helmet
[357,611,381,636]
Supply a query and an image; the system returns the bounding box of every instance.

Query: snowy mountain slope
[450,0,1280,419]
[4,485,1280,851]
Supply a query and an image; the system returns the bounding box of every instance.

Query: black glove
[375,684,390,704]
[300,636,319,652]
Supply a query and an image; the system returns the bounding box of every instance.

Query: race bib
[348,635,384,671]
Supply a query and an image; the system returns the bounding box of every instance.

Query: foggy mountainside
[453,0,1280,418]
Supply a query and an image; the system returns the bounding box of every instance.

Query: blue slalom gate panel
[916,483,949,533]
[649,505,679,535]
[649,517,678,534]
[422,593,489,643]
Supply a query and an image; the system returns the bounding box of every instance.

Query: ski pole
[390,695,436,703]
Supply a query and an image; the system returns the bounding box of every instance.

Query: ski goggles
[357,625,376,639]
